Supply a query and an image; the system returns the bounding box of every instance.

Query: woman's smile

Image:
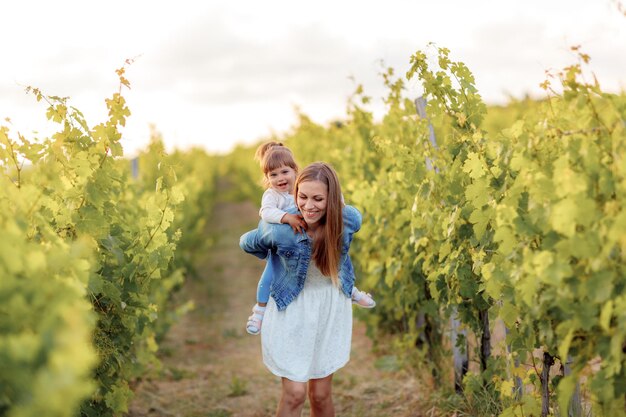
[297,180,328,228]
[302,209,320,218]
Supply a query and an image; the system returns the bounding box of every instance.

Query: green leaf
[558,324,576,360]
[599,301,613,332]
[469,208,490,240]
[500,303,518,327]
[532,251,554,280]
[439,242,452,260]
[557,374,578,416]
[553,156,587,198]
[494,226,516,255]
[465,178,490,207]
[550,198,577,237]
[503,120,525,139]
[110,141,123,157]
[581,271,613,303]
[509,153,527,172]
[462,152,487,179]
[104,381,132,413]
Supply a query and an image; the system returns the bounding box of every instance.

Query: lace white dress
[261,263,353,382]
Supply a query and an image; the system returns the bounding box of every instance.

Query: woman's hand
[282,213,307,234]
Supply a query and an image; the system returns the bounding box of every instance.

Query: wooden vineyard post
[563,358,583,417]
[415,97,468,392]
[450,310,469,393]
[131,157,139,179]
[415,97,439,173]
[505,326,523,399]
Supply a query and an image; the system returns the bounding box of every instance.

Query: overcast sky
[1,0,624,156]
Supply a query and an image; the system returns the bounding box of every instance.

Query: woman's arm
[239,221,276,259]
[343,205,362,237]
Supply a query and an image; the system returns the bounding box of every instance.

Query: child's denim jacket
[239,205,362,311]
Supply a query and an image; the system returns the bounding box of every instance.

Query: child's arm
[281,213,307,234]
[259,190,289,224]
[260,190,306,234]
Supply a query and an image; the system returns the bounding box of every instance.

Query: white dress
[261,263,353,382]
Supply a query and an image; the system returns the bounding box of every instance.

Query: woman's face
[297,180,328,227]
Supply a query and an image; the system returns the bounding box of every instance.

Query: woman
[239,162,361,416]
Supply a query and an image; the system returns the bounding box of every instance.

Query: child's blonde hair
[254,141,299,187]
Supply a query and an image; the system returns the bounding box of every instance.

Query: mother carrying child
[240,157,368,417]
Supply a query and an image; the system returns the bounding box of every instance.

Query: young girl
[246,142,375,335]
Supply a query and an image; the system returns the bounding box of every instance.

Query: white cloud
[1,0,624,155]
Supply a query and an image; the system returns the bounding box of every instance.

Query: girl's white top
[260,262,352,382]
[259,188,295,223]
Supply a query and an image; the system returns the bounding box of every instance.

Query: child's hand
[282,213,307,234]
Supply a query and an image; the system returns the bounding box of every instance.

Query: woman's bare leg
[308,374,334,417]
[276,378,307,417]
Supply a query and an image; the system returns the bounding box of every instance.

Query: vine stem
[144,193,171,250]
[541,351,555,417]
[5,135,22,188]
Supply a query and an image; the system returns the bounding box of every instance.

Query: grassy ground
[128,198,425,417]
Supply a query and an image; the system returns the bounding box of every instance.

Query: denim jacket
[240,205,362,311]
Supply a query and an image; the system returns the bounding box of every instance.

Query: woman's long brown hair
[294,162,343,286]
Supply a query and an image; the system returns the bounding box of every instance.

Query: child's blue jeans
[256,251,273,304]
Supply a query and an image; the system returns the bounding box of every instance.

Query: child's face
[267,165,297,193]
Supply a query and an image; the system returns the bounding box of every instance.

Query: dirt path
[129,199,423,417]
